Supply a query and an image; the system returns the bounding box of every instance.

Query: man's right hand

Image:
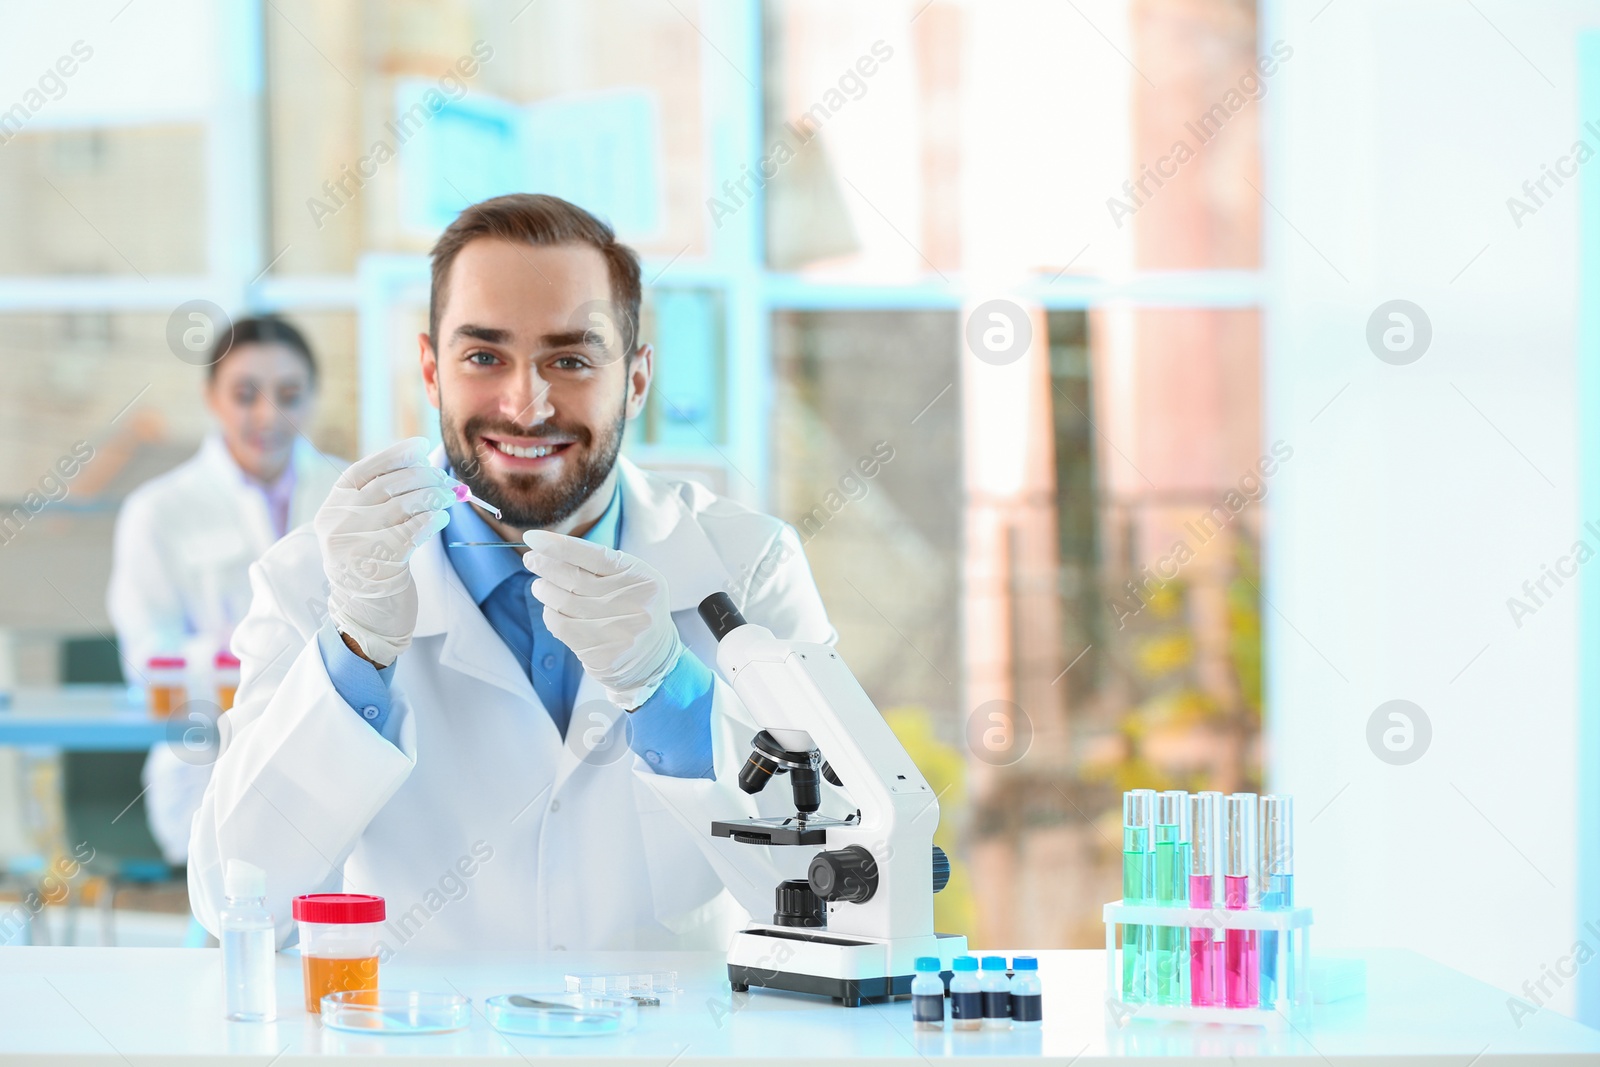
[315,437,455,667]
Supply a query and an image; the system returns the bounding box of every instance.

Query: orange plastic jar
[214,650,241,711]
[293,893,386,1013]
[145,656,186,717]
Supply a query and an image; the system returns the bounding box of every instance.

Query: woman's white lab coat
[187,452,839,954]
[106,433,344,864]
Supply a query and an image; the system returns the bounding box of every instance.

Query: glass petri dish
[319,990,471,1034]
[485,992,639,1037]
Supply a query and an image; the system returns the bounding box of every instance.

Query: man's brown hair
[428,193,641,358]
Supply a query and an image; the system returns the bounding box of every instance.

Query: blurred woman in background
[107,315,346,866]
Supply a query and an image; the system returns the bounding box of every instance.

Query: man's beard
[441,406,625,530]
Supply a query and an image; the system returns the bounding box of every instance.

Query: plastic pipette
[448,481,502,519]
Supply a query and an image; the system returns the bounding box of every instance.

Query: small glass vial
[949,955,982,1031]
[911,956,945,1031]
[1009,955,1042,1029]
[214,650,241,711]
[979,955,1011,1028]
[220,859,276,1021]
[145,656,186,717]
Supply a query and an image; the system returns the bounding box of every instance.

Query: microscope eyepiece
[698,592,747,642]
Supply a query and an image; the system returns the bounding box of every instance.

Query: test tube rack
[1102,900,1313,1027]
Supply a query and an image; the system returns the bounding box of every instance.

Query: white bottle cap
[224,859,266,900]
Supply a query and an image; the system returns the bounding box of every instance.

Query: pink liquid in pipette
[1223,874,1258,1008]
[1189,874,1220,1006]
[451,483,501,518]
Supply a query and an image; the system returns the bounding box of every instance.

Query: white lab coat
[188,452,838,955]
[107,433,345,864]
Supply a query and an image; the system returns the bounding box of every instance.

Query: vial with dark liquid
[949,956,982,1031]
[911,956,945,1031]
[1009,955,1042,1029]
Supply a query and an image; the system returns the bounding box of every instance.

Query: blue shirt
[316,481,716,779]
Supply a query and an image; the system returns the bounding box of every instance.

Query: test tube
[1223,792,1259,1008]
[1188,791,1223,1006]
[1152,790,1189,1005]
[1120,789,1155,1003]
[1258,795,1294,1009]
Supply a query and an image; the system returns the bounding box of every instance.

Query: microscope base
[728,963,911,1008]
[725,927,968,1008]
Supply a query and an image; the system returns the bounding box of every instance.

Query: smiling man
[189,194,837,953]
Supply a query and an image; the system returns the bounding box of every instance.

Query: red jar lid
[147,656,186,669]
[214,651,241,668]
[292,893,385,924]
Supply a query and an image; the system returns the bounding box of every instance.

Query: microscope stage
[711,814,855,846]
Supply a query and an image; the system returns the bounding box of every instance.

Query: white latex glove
[315,437,455,667]
[522,530,684,710]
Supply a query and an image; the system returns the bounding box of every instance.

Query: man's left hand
[522,530,684,710]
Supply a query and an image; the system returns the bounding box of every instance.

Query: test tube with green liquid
[1121,789,1155,1003]
[1152,789,1190,1005]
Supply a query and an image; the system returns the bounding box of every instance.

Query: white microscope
[698,593,967,1007]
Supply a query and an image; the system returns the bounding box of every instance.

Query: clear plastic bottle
[911,956,945,1032]
[979,955,1011,1028]
[220,859,276,1021]
[949,955,982,1031]
[1009,955,1042,1029]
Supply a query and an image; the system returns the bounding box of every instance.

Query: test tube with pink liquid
[1188,790,1224,1006]
[1223,792,1259,1008]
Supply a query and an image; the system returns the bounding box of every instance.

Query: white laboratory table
[0,947,1596,1065]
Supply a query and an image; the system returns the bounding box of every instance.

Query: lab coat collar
[408,448,732,793]
[411,506,539,706]
[287,436,345,528]
[197,431,335,536]
[196,433,276,552]
[613,457,733,613]
[197,430,306,491]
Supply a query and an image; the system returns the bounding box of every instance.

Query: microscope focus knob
[932,846,950,893]
[808,846,879,904]
[773,878,824,927]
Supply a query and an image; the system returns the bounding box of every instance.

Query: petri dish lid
[319,990,470,1034]
[485,992,639,1037]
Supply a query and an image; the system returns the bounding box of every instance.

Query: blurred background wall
[0,0,1593,1024]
